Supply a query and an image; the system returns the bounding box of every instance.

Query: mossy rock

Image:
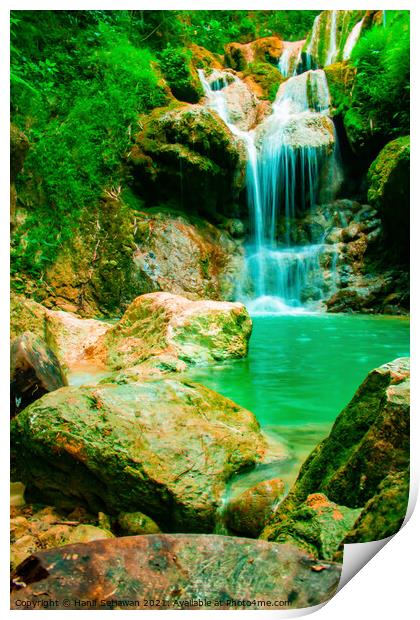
[11,379,265,532]
[342,468,409,545]
[367,136,409,263]
[42,196,154,317]
[118,511,161,535]
[265,358,409,542]
[89,292,252,370]
[261,493,361,561]
[242,61,283,101]
[324,61,356,115]
[130,104,246,219]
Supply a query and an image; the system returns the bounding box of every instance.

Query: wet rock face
[367,136,410,264]
[225,37,282,71]
[10,332,67,416]
[342,469,410,546]
[90,292,252,370]
[261,493,361,561]
[277,199,408,314]
[224,478,285,537]
[302,10,366,68]
[267,358,409,534]
[43,196,151,318]
[130,105,246,219]
[133,210,245,302]
[10,379,265,532]
[11,535,341,609]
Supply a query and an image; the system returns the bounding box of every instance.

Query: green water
[187,313,410,494]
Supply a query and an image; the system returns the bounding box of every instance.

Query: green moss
[262,494,361,560]
[242,61,283,101]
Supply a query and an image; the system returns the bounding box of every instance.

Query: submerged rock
[11,379,265,532]
[263,358,410,542]
[90,292,252,370]
[10,332,67,416]
[261,493,361,560]
[11,535,341,609]
[224,478,285,537]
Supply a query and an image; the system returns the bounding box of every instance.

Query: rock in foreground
[261,493,361,560]
[10,332,67,416]
[90,292,252,369]
[11,379,265,532]
[11,535,341,609]
[262,358,410,544]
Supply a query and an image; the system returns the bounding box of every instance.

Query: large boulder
[367,136,410,264]
[10,332,67,416]
[89,292,252,370]
[11,535,341,609]
[133,210,245,302]
[261,493,361,560]
[262,358,409,541]
[44,309,110,371]
[224,478,285,537]
[130,104,246,219]
[10,379,266,532]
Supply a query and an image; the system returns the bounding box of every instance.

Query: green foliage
[130,10,320,54]
[348,11,409,142]
[158,44,203,103]
[11,12,167,279]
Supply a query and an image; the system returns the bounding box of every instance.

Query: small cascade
[305,14,322,68]
[304,10,366,68]
[278,40,305,78]
[343,18,364,60]
[325,10,339,65]
[199,64,341,315]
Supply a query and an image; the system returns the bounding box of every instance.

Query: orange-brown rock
[11,535,341,609]
[88,292,253,370]
[224,478,286,537]
[225,36,283,71]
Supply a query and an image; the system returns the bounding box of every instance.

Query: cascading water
[199,64,341,315]
[343,18,364,60]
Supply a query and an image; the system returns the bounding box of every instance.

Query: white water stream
[199,57,341,315]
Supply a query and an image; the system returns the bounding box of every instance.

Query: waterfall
[278,41,305,78]
[199,67,340,315]
[305,14,322,68]
[343,18,364,60]
[325,10,339,65]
